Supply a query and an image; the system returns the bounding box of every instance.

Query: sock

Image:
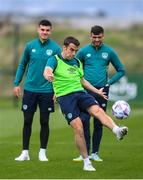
[22,150,29,155]
[39,148,46,155]
[112,125,119,135]
[83,157,91,166]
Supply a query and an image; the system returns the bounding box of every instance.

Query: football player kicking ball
[44,36,128,171]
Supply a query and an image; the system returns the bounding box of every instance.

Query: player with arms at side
[73,25,126,162]
[13,19,61,161]
[44,36,128,171]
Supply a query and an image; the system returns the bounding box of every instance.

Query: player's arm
[43,67,54,82]
[108,50,125,85]
[13,44,30,97]
[81,78,108,100]
[13,86,22,98]
[43,55,57,82]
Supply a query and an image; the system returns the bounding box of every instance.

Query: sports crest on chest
[102,52,108,59]
[46,49,53,56]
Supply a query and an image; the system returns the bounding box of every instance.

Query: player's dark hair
[63,36,80,47]
[39,19,52,27]
[91,25,104,35]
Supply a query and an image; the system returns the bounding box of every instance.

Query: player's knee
[40,112,49,125]
[89,105,106,119]
[96,106,105,115]
[90,105,101,115]
[40,118,48,126]
[24,112,34,125]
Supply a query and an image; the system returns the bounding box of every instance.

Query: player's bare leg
[87,105,128,140]
[70,117,95,171]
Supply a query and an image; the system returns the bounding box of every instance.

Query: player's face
[37,25,52,41]
[91,33,104,47]
[63,43,79,60]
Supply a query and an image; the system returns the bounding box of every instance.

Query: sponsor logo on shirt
[32,49,36,52]
[46,49,53,56]
[67,67,76,74]
[102,52,108,59]
[86,53,91,58]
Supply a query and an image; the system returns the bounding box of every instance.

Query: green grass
[0,101,143,179]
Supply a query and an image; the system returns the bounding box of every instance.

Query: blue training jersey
[76,43,125,87]
[14,38,61,93]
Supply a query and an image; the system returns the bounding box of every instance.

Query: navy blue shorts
[80,85,109,121]
[88,85,109,111]
[57,91,98,124]
[22,90,54,113]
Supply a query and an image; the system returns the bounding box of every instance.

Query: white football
[112,100,131,119]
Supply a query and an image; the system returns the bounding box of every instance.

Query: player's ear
[63,45,67,51]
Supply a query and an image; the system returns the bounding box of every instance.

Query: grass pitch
[0,100,143,179]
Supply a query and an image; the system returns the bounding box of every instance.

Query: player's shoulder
[50,54,58,60]
[78,44,91,54]
[48,39,60,47]
[102,43,115,52]
[21,39,38,52]
[26,38,39,47]
[81,44,91,51]
[46,54,58,68]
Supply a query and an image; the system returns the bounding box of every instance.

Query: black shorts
[22,90,54,113]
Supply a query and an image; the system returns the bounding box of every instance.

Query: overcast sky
[0,0,143,18]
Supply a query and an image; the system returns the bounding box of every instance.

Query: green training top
[52,55,84,97]
[14,38,61,93]
[76,43,125,87]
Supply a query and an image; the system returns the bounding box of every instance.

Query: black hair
[38,19,52,27]
[63,36,80,47]
[91,25,104,35]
